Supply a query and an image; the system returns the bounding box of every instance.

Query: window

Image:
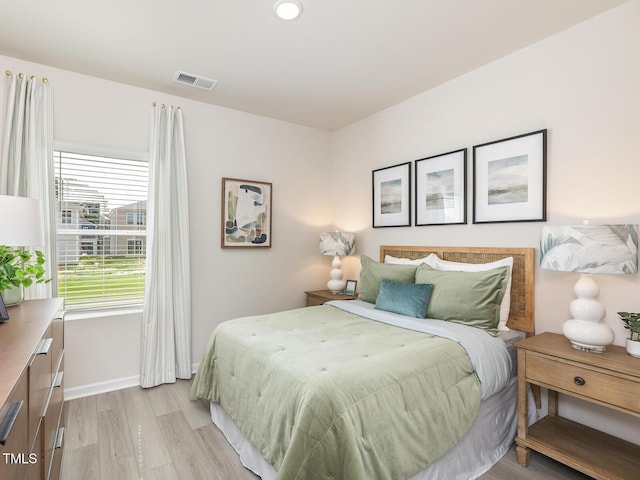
[61,209,72,224]
[127,239,144,255]
[126,212,145,225]
[54,145,149,311]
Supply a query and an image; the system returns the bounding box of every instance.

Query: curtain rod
[5,70,49,83]
[151,102,181,109]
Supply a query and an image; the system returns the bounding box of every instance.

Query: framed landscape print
[222,177,272,248]
[372,162,411,227]
[473,129,547,223]
[415,149,466,226]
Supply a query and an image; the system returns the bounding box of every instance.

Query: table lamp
[0,195,45,321]
[540,224,638,352]
[319,232,355,294]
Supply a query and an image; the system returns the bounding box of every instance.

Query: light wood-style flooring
[60,379,590,480]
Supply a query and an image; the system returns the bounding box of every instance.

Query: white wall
[331,1,640,444]
[0,55,333,394]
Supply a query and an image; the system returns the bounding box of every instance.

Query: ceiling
[0,0,628,131]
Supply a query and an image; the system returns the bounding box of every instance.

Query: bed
[191,245,537,480]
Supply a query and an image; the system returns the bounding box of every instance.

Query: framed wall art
[222,177,272,248]
[473,129,547,224]
[415,148,466,226]
[372,162,411,227]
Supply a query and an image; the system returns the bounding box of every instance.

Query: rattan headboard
[380,245,536,336]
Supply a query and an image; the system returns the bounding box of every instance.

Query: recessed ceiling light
[274,0,303,21]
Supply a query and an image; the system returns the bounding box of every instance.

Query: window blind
[54,149,149,311]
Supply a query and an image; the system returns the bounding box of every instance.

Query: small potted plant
[617,312,640,358]
[0,245,49,306]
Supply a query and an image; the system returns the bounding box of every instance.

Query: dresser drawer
[28,419,44,480]
[28,325,53,445]
[51,316,64,375]
[44,369,63,480]
[0,369,29,480]
[526,353,640,414]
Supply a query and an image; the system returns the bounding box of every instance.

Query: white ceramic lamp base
[562,274,614,353]
[326,256,346,294]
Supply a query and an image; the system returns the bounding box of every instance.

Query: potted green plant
[0,245,49,306]
[617,312,640,358]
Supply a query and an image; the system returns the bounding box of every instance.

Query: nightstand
[305,290,355,307]
[515,332,640,479]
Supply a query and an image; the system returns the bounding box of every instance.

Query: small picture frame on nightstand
[345,280,357,297]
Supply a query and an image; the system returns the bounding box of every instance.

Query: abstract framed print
[415,148,466,226]
[473,129,547,223]
[222,177,272,248]
[372,162,411,227]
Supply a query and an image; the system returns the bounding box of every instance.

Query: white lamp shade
[0,195,45,247]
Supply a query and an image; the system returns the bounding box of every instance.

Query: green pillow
[415,263,509,335]
[358,255,417,303]
[375,279,433,318]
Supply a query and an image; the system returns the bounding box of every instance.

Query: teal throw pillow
[375,279,433,318]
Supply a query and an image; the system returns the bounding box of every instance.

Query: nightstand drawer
[305,290,354,307]
[527,353,640,414]
[306,296,326,307]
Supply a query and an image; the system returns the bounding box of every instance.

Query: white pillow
[424,255,514,331]
[384,253,438,265]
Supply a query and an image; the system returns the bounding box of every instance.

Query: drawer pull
[36,337,53,355]
[574,376,586,386]
[0,400,24,445]
[54,371,64,388]
[54,426,64,449]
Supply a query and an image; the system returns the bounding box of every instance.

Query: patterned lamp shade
[319,232,356,257]
[540,224,638,274]
[540,224,638,353]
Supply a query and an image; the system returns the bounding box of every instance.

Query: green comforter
[191,305,482,480]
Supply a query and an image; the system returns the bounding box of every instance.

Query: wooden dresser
[0,299,65,480]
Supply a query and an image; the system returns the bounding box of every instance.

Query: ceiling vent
[173,71,217,91]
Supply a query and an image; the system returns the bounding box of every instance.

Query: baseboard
[64,362,201,400]
[64,375,140,400]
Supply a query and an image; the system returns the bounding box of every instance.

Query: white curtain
[140,104,192,388]
[0,72,57,298]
